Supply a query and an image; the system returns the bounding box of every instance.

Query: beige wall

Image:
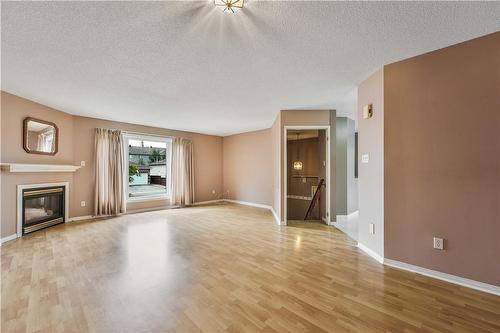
[1,92,75,164]
[384,32,500,286]
[1,92,76,237]
[220,110,338,224]
[0,92,223,237]
[222,129,273,206]
[357,69,385,258]
[71,115,223,215]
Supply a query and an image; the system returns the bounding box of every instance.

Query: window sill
[127,195,170,203]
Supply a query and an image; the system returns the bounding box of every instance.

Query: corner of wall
[357,68,385,259]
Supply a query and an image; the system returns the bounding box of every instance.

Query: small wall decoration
[23,117,59,155]
[362,104,373,119]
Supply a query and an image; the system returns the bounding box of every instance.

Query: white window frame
[123,133,172,203]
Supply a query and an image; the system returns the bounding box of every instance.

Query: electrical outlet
[369,223,375,234]
[433,237,444,250]
[80,201,86,207]
[80,160,86,167]
[211,189,216,195]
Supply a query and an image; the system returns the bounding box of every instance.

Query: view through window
[126,135,170,200]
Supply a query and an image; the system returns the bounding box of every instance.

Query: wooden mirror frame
[23,117,59,155]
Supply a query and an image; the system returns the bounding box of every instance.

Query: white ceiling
[2,1,499,136]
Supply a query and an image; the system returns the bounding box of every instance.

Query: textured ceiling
[2,1,499,136]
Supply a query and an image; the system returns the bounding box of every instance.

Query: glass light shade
[293,161,303,170]
[214,0,244,13]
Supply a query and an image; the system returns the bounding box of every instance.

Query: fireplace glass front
[22,186,65,234]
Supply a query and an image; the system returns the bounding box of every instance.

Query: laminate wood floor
[1,203,499,333]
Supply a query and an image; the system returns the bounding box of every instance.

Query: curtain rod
[119,130,191,141]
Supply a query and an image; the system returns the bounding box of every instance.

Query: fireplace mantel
[0,163,82,173]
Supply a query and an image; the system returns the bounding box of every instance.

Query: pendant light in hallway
[293,132,303,171]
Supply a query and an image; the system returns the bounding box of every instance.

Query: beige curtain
[37,128,55,152]
[94,128,126,216]
[170,137,194,206]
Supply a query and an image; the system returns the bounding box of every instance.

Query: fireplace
[22,186,65,234]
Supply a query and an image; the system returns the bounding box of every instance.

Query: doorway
[284,126,330,225]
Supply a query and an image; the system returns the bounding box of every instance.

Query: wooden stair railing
[304,178,325,221]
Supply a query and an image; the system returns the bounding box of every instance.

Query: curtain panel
[94,128,126,216]
[170,137,194,206]
[36,128,55,152]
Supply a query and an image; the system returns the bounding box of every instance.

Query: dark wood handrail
[304,178,325,221]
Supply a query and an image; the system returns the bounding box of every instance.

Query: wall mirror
[23,117,58,155]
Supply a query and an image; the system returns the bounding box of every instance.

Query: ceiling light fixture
[214,0,244,13]
[293,161,303,171]
[293,133,303,171]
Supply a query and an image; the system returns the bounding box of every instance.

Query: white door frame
[283,125,331,225]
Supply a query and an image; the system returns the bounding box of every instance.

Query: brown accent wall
[384,32,500,285]
[280,110,336,221]
[287,137,320,181]
[222,129,273,206]
[287,137,320,220]
[0,92,223,237]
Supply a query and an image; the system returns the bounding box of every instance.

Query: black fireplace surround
[22,186,65,235]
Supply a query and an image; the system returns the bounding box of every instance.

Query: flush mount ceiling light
[214,0,244,13]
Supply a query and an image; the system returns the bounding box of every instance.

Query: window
[123,134,172,201]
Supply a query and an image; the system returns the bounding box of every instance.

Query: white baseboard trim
[224,199,283,226]
[67,215,95,222]
[67,206,169,221]
[192,199,223,206]
[357,241,500,296]
[127,206,171,214]
[0,234,18,245]
[336,210,359,221]
[357,242,384,264]
[332,210,359,241]
[384,259,500,296]
[270,208,283,226]
[224,199,272,210]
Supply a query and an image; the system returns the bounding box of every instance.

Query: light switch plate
[361,154,369,164]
